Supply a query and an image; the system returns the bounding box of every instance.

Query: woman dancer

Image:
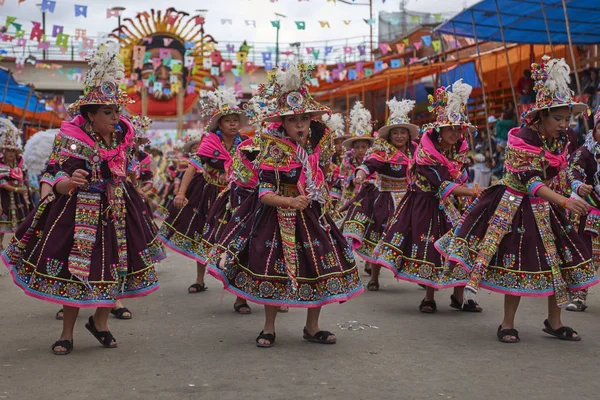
[158,88,249,294]
[344,99,418,291]
[437,57,597,342]
[208,61,363,347]
[0,119,30,248]
[322,113,349,206]
[375,80,480,313]
[2,44,163,355]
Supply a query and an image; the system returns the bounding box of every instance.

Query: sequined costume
[0,156,31,233]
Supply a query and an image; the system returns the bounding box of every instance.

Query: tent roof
[0,67,48,113]
[436,0,600,45]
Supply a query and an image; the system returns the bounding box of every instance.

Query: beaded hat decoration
[0,118,23,152]
[245,92,276,128]
[322,113,349,141]
[67,42,133,116]
[343,101,374,148]
[260,58,330,123]
[130,115,152,144]
[422,79,476,134]
[203,86,248,133]
[183,129,204,154]
[378,98,420,140]
[523,56,588,122]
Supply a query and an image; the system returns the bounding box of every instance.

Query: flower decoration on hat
[322,113,348,140]
[378,98,420,140]
[422,78,476,134]
[258,58,330,123]
[183,129,204,154]
[342,101,374,148]
[130,115,152,144]
[68,42,133,116]
[0,118,23,153]
[202,86,248,133]
[523,56,588,122]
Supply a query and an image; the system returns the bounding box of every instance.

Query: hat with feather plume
[422,79,476,134]
[343,101,374,148]
[378,98,420,140]
[203,86,248,133]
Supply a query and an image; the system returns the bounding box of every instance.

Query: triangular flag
[432,40,441,52]
[319,21,330,28]
[413,42,422,50]
[295,21,306,30]
[421,35,431,46]
[270,20,280,28]
[379,42,390,54]
[343,20,351,25]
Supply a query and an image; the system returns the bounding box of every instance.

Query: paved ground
[1,249,600,400]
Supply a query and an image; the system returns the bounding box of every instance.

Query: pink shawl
[505,127,567,173]
[196,132,235,176]
[417,130,468,180]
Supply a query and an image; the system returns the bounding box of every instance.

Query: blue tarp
[438,61,480,89]
[436,0,600,45]
[0,67,47,113]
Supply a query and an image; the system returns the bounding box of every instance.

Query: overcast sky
[2,0,479,44]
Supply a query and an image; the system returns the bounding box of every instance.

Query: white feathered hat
[343,101,374,148]
[422,78,476,134]
[378,98,420,140]
[204,87,248,133]
[322,113,349,140]
[67,42,133,116]
[23,129,59,175]
[0,118,23,153]
[523,55,588,122]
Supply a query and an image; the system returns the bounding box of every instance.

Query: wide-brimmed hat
[378,98,420,140]
[322,113,349,141]
[68,42,133,116]
[183,130,204,154]
[260,59,330,123]
[130,115,152,144]
[343,101,374,148]
[421,79,477,135]
[0,118,23,153]
[204,87,248,133]
[523,56,588,122]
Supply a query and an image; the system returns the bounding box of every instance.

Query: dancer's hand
[174,193,187,208]
[69,169,89,188]
[578,184,593,197]
[565,198,589,216]
[354,170,367,186]
[287,195,310,211]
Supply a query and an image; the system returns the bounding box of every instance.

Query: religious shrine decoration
[110,8,219,118]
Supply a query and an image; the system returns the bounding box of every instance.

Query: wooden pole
[362,85,365,104]
[176,89,184,138]
[49,112,55,129]
[385,76,391,120]
[539,0,555,58]
[141,87,148,118]
[403,63,410,98]
[19,86,34,130]
[470,10,493,154]
[451,23,464,77]
[438,32,451,87]
[0,70,12,116]
[494,0,520,124]
[561,0,588,132]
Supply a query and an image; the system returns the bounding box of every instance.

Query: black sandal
[51,339,73,355]
[419,299,437,313]
[110,307,133,320]
[256,331,276,348]
[497,325,520,343]
[234,302,251,314]
[367,280,379,291]
[188,283,206,293]
[55,308,64,321]
[450,294,482,312]
[542,319,581,341]
[303,327,337,344]
[84,316,118,348]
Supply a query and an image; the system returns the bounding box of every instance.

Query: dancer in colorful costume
[375,80,480,313]
[0,118,30,244]
[2,44,163,355]
[343,99,418,291]
[158,87,249,294]
[564,108,600,312]
[436,56,597,343]
[207,61,363,348]
[322,113,349,207]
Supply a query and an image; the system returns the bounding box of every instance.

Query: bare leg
[92,307,117,347]
[305,307,336,342]
[419,286,437,312]
[234,296,251,314]
[257,305,278,346]
[547,295,578,338]
[370,264,381,282]
[54,306,79,352]
[188,262,206,293]
[500,294,521,341]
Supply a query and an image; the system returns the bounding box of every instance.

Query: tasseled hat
[67,42,133,116]
[422,79,476,134]
[130,115,152,144]
[203,87,248,133]
[22,128,59,175]
[322,113,349,141]
[378,98,420,140]
[343,101,374,148]
[523,55,588,122]
[259,58,330,122]
[0,118,23,153]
